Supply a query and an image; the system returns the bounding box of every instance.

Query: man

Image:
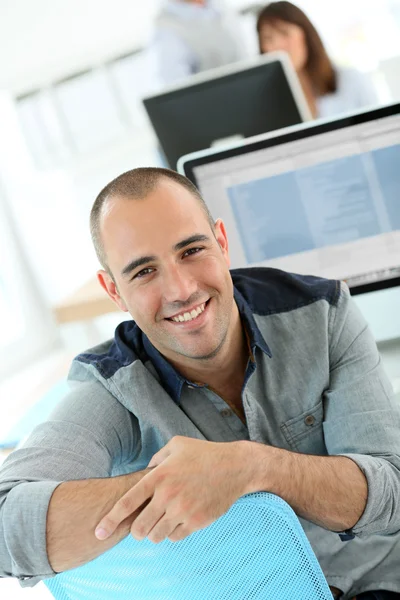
[152,0,246,85]
[0,168,400,599]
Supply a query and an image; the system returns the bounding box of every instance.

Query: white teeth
[171,302,206,323]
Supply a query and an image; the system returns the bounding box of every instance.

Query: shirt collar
[143,334,188,403]
[142,286,271,405]
[233,286,272,359]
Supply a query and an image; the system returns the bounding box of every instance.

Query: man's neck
[169,303,249,395]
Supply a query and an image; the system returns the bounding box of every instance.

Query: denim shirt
[0,268,399,599]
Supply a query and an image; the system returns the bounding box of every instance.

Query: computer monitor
[179,102,400,342]
[143,52,311,170]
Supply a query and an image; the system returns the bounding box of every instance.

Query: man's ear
[214,218,230,267]
[97,270,128,312]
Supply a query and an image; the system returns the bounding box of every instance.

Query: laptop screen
[183,104,400,296]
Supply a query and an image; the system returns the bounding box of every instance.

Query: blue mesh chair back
[44,492,332,600]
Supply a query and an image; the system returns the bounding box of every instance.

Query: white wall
[0,0,256,96]
[0,0,159,95]
[0,92,97,304]
[0,92,63,377]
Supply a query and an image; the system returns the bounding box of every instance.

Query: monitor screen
[183,104,400,298]
[143,53,310,169]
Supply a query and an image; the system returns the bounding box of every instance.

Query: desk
[53,277,119,324]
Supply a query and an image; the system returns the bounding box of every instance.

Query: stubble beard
[164,316,230,362]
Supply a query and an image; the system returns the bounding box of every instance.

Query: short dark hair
[257,1,337,95]
[90,167,215,272]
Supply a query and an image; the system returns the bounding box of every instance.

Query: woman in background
[257,1,379,119]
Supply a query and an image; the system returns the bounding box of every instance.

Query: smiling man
[94,172,247,415]
[1,167,400,600]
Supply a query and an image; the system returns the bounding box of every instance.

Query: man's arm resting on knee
[47,469,150,573]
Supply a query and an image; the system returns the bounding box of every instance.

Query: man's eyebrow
[173,234,211,251]
[121,256,156,277]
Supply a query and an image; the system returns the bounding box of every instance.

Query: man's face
[99,180,235,364]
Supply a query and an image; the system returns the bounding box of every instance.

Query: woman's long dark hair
[257,1,337,95]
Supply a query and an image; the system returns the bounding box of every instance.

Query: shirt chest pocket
[280,400,327,455]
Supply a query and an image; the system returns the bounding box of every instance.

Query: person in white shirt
[257,1,379,120]
[152,0,247,86]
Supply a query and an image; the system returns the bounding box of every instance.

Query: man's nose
[162,264,197,303]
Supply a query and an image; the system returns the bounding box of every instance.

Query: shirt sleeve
[0,380,140,585]
[323,282,400,537]
[151,28,197,86]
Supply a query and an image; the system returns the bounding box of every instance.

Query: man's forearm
[47,469,150,573]
[244,442,368,531]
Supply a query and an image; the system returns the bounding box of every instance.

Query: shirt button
[220,408,233,417]
[304,415,315,426]
[187,385,195,389]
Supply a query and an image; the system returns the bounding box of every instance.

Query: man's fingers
[130,499,166,541]
[95,476,154,540]
[135,510,177,544]
[148,445,171,469]
[168,523,191,543]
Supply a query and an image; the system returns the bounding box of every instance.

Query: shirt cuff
[3,480,61,584]
[339,453,400,537]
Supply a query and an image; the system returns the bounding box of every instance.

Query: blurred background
[0,1,399,596]
[1,0,400,457]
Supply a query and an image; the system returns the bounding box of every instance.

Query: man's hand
[95,437,253,544]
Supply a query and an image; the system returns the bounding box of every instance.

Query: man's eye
[133,268,154,280]
[183,247,203,257]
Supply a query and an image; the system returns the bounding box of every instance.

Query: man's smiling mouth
[166,301,209,323]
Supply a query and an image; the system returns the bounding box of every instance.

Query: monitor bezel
[143,51,312,124]
[181,102,400,296]
[142,52,312,168]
